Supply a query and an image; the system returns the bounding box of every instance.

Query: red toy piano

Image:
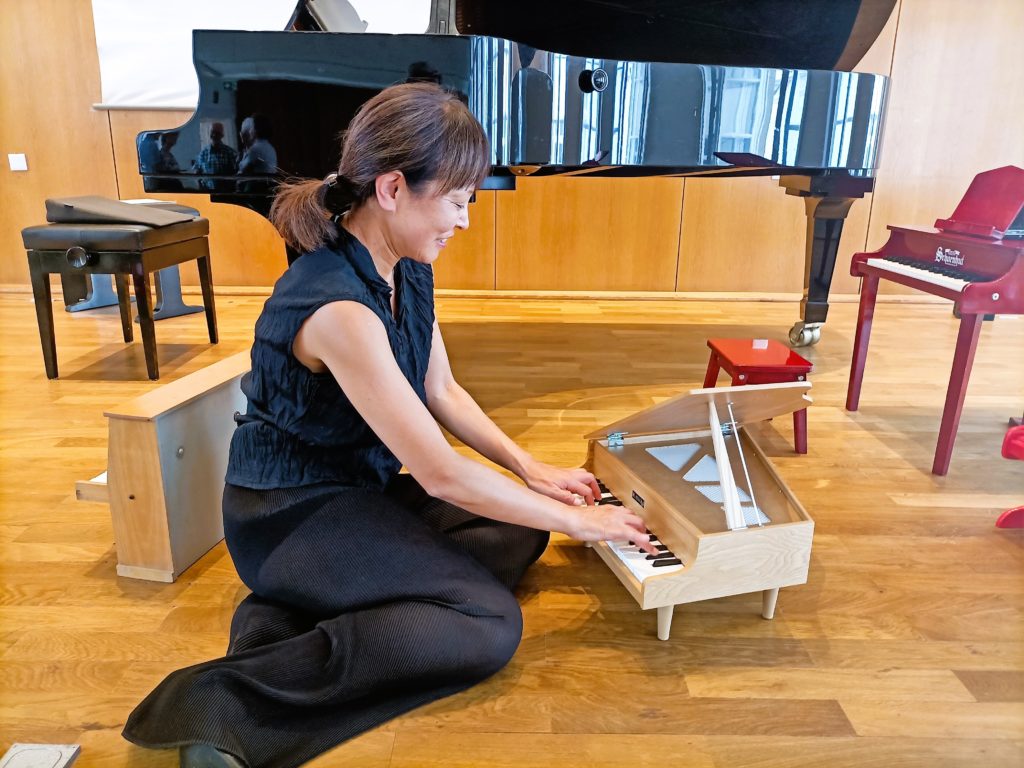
[846,165,1024,476]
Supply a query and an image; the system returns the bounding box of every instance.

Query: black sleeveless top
[225,228,435,490]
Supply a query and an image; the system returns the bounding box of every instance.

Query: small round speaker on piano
[579,68,608,93]
[65,246,95,269]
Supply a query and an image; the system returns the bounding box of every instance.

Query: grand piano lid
[584,381,812,441]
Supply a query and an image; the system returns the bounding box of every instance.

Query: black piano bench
[21,218,218,380]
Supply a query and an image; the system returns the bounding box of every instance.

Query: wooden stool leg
[703,355,721,388]
[846,274,879,411]
[793,408,808,454]
[29,257,58,379]
[132,269,159,380]
[932,313,983,476]
[196,251,218,344]
[115,273,133,343]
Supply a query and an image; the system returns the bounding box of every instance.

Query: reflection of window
[580,57,603,162]
[549,54,568,165]
[469,37,513,165]
[610,61,650,165]
[829,76,859,166]
[775,71,807,166]
[718,67,776,154]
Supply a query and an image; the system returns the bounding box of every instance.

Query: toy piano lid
[584,381,812,441]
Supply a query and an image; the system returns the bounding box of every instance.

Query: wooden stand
[76,352,249,581]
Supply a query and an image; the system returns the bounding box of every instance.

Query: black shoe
[180,744,247,768]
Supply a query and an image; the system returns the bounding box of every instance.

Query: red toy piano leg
[703,354,721,388]
[846,274,879,411]
[932,313,984,476]
[793,408,808,454]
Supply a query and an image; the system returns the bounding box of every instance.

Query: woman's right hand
[569,504,659,555]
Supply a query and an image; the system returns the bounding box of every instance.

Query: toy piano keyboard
[583,381,814,640]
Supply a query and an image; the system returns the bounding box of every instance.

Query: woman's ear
[374,171,405,212]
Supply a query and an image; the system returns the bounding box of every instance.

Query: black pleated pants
[122,474,550,768]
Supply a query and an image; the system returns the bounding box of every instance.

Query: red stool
[997,425,1024,529]
[704,338,813,454]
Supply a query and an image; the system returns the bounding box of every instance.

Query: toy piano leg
[932,313,983,476]
[846,274,880,411]
[143,266,204,321]
[656,605,674,641]
[996,507,1024,529]
[65,274,120,312]
[762,588,779,619]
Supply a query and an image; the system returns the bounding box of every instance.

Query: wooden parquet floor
[0,292,1021,767]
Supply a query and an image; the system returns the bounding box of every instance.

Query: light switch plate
[0,743,81,768]
[8,153,28,172]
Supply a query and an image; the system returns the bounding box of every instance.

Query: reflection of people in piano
[122,82,656,768]
[154,131,180,173]
[510,43,552,162]
[237,114,277,175]
[193,121,238,191]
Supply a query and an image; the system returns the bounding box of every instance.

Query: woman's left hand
[522,461,601,506]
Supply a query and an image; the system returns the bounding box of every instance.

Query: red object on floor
[704,338,812,453]
[998,425,1024,529]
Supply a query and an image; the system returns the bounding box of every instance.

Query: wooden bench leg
[29,258,58,379]
[132,269,159,380]
[197,252,218,344]
[115,273,133,343]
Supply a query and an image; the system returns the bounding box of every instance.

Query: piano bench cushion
[22,219,209,253]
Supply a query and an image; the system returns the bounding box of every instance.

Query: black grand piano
[139,0,895,345]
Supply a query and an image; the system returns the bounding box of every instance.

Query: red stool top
[707,338,813,375]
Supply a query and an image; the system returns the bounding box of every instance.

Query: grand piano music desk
[583,382,814,641]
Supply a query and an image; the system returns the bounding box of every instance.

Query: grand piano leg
[656,605,673,641]
[933,313,984,476]
[789,195,858,346]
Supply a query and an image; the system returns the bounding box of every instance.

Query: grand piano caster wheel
[789,322,820,347]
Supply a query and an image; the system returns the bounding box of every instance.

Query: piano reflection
[139,0,895,344]
[846,165,1024,475]
[582,381,814,640]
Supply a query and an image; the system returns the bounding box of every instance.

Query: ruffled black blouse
[226,228,435,490]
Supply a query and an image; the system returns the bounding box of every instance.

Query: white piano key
[865,257,970,292]
[606,539,684,582]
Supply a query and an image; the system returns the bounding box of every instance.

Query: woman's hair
[270,82,491,253]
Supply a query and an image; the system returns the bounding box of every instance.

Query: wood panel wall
[2,0,1021,292]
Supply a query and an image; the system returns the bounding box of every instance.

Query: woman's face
[391,181,473,264]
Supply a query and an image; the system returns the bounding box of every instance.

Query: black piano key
[655,544,669,552]
[645,552,678,561]
[652,558,683,567]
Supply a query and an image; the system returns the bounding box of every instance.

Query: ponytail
[270,175,356,253]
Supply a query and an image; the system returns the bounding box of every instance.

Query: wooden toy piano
[582,381,814,641]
